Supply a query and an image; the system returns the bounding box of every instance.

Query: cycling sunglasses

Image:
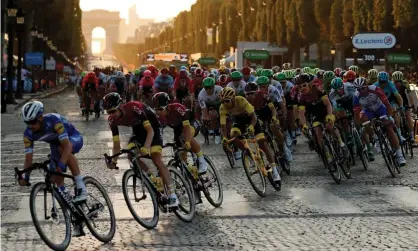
[204,86,214,90]
[221,99,232,104]
[245,91,257,96]
[107,109,117,114]
[297,83,309,89]
[25,119,39,126]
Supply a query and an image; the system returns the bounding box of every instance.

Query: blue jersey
[23,113,78,154]
[374,81,398,103]
[154,75,174,90]
[244,75,256,83]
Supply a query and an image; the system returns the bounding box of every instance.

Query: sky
[80,0,196,22]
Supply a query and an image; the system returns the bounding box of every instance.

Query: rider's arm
[111,125,121,159]
[143,120,154,149]
[373,86,394,115]
[198,90,209,119]
[23,134,34,170]
[298,106,307,126]
[395,93,404,108]
[389,81,403,107]
[322,96,333,115]
[242,98,257,127]
[54,122,72,167]
[268,102,277,118]
[219,105,228,138]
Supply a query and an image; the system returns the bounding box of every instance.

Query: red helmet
[86,72,96,81]
[195,68,203,76]
[143,70,152,77]
[147,65,157,72]
[241,66,251,75]
[160,67,169,74]
[334,68,342,76]
[169,65,176,71]
[344,70,356,81]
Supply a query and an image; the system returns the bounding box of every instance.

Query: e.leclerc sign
[352,33,396,49]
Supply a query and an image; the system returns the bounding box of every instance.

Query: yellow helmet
[219,87,236,101]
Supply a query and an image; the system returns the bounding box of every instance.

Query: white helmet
[353,77,367,89]
[21,101,44,122]
[115,71,124,78]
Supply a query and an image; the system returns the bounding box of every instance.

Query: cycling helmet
[86,72,96,81]
[219,87,236,100]
[231,71,243,81]
[21,101,44,122]
[392,71,403,81]
[115,71,124,78]
[256,76,270,86]
[330,78,344,90]
[348,65,359,74]
[274,72,286,82]
[334,68,342,76]
[139,65,148,73]
[302,67,311,74]
[191,62,200,68]
[180,66,187,71]
[143,70,152,77]
[377,71,389,81]
[218,74,228,84]
[207,73,216,79]
[195,68,204,76]
[284,70,293,80]
[241,66,251,75]
[353,77,367,89]
[323,71,335,82]
[340,70,347,78]
[230,68,238,73]
[245,82,259,92]
[282,63,291,70]
[152,92,170,109]
[317,69,325,78]
[298,73,311,84]
[219,66,226,73]
[179,69,188,78]
[344,70,356,81]
[295,68,302,74]
[368,69,378,79]
[81,71,87,77]
[211,69,219,76]
[190,67,197,74]
[203,77,216,87]
[103,92,122,111]
[272,66,281,73]
[147,65,157,72]
[261,69,274,78]
[169,65,176,71]
[134,69,140,75]
[160,67,169,74]
[313,68,320,74]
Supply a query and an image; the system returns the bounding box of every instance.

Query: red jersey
[159,103,191,127]
[247,91,270,110]
[139,76,154,88]
[169,71,178,80]
[174,77,193,93]
[191,78,203,97]
[298,83,327,112]
[108,101,160,136]
[82,76,99,89]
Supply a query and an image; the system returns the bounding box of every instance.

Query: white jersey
[198,85,223,108]
[271,79,284,97]
[227,80,247,96]
[268,85,282,103]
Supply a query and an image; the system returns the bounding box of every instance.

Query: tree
[392,0,418,29]
[314,0,332,38]
[274,0,287,46]
[373,0,393,31]
[284,0,301,66]
[296,0,319,60]
[330,0,344,43]
[342,0,354,37]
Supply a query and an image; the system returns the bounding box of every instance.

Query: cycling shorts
[361,104,387,121]
[49,132,83,172]
[129,125,163,154]
[231,116,264,140]
[172,121,200,147]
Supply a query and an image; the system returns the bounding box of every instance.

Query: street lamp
[14,8,25,99]
[6,0,18,104]
[30,27,38,37]
[352,48,358,65]
[330,46,336,70]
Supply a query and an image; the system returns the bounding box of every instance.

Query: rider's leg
[287,107,296,141]
[405,109,414,138]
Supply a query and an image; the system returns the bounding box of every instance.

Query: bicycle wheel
[377,131,397,177]
[122,169,159,229]
[30,182,71,251]
[170,167,196,222]
[82,176,116,243]
[200,155,224,207]
[322,136,342,184]
[242,149,266,197]
[261,151,281,191]
[353,127,368,171]
[85,94,90,121]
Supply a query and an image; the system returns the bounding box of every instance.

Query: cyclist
[168,65,178,79]
[139,70,155,105]
[173,69,193,108]
[103,92,179,208]
[352,77,406,166]
[297,73,347,162]
[392,71,415,141]
[322,71,336,94]
[198,77,223,144]
[242,66,255,83]
[81,72,99,115]
[217,74,229,88]
[374,71,405,142]
[154,67,174,95]
[20,101,87,200]
[153,92,207,173]
[245,82,290,162]
[367,69,378,85]
[111,71,126,96]
[227,71,247,96]
[328,77,357,148]
[219,87,281,185]
[147,65,159,79]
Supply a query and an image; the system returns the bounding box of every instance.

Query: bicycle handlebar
[14,159,51,180]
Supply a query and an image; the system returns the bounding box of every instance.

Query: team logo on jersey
[54,123,65,134]
[23,136,31,148]
[133,105,143,115]
[177,107,186,116]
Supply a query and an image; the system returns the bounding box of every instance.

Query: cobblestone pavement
[2,90,418,250]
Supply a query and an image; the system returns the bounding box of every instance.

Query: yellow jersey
[219,96,255,125]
